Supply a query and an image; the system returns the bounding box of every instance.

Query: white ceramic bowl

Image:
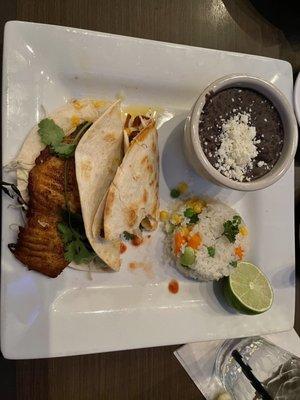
[184,74,298,191]
[294,72,300,126]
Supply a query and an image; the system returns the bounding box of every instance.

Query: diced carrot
[234,246,244,260]
[174,232,186,255]
[187,233,202,250]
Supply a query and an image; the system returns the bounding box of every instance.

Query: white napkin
[174,329,300,400]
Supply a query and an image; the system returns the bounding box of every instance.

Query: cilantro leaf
[207,246,215,257]
[61,210,86,236]
[38,118,64,146]
[189,214,199,224]
[52,142,76,158]
[123,231,134,240]
[233,215,242,225]
[223,215,242,243]
[38,119,91,159]
[230,261,237,268]
[57,222,74,244]
[64,238,94,264]
[58,214,96,265]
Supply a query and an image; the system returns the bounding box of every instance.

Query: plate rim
[1,20,295,359]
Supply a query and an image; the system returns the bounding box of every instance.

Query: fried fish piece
[28,148,81,214]
[12,148,81,278]
[13,212,68,278]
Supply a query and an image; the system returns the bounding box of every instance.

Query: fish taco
[101,114,159,241]
[9,99,124,277]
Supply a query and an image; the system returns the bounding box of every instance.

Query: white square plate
[1,21,295,359]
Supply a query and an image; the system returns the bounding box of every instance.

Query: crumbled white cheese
[216,113,259,181]
[257,160,267,167]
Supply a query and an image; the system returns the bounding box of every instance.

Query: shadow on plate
[213,280,237,315]
[161,117,221,197]
[160,116,245,204]
[271,265,295,289]
[192,279,237,315]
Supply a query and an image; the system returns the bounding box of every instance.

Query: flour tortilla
[16,98,110,200]
[75,100,124,270]
[102,121,159,240]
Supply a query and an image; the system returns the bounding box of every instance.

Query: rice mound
[168,200,249,281]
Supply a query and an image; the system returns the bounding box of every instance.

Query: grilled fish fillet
[13,148,81,278]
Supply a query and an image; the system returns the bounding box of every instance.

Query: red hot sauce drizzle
[168,279,179,294]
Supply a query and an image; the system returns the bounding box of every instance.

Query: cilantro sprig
[38,118,91,158]
[207,246,215,258]
[57,158,96,265]
[223,215,242,243]
[58,210,96,264]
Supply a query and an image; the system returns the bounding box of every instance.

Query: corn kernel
[185,198,205,213]
[72,100,83,110]
[239,226,248,236]
[159,210,169,221]
[93,100,106,108]
[170,213,183,225]
[193,203,204,213]
[180,226,190,237]
[185,198,199,208]
[177,182,188,194]
[71,115,80,127]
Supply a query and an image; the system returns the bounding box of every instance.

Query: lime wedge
[224,261,273,314]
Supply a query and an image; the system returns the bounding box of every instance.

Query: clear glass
[215,337,300,400]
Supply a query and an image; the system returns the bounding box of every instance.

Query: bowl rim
[190,74,298,191]
[294,72,300,126]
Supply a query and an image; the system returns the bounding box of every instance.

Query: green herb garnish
[233,215,242,225]
[57,159,96,265]
[123,231,134,240]
[207,246,215,257]
[184,208,199,224]
[52,142,76,156]
[223,215,242,243]
[170,188,180,198]
[38,118,64,145]
[230,261,237,268]
[58,210,95,264]
[189,214,199,224]
[184,208,195,218]
[38,118,91,158]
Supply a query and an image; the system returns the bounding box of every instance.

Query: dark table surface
[1,1,299,399]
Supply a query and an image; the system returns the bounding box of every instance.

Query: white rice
[167,200,249,281]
